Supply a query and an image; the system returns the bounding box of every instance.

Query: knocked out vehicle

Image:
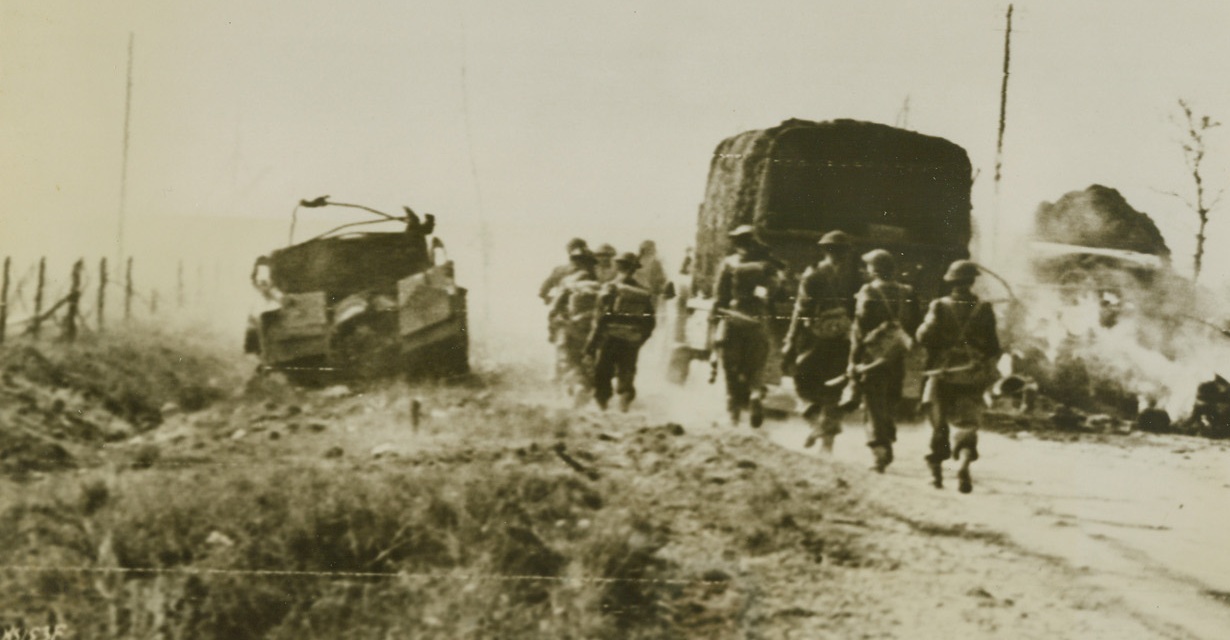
[670,118,974,407]
[245,197,468,384]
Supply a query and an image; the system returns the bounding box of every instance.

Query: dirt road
[763,419,1230,639]
[629,358,1230,638]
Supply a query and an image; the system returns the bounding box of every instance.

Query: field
[1,329,1228,638]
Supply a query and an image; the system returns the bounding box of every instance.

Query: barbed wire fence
[0,254,228,345]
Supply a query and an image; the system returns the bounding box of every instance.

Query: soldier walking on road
[539,238,589,304]
[712,225,780,427]
[549,248,602,404]
[783,230,861,452]
[850,249,920,473]
[916,260,1001,493]
[587,253,656,411]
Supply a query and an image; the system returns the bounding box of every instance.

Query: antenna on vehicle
[288,196,407,245]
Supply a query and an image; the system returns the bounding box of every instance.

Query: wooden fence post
[0,257,10,345]
[125,257,133,321]
[31,257,46,338]
[64,259,83,342]
[150,289,159,315]
[97,257,108,332]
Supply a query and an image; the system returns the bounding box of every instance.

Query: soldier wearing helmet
[849,248,921,473]
[782,230,862,452]
[586,251,656,411]
[711,225,781,427]
[540,238,590,304]
[548,248,601,403]
[593,243,619,283]
[916,259,1001,493]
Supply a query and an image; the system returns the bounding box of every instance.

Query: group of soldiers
[541,239,666,412]
[540,227,1001,494]
[715,225,1000,493]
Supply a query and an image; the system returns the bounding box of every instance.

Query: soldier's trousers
[593,337,642,405]
[926,382,984,464]
[861,367,902,456]
[718,321,770,413]
[556,332,593,397]
[793,337,851,437]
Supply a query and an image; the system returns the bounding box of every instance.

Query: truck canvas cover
[693,118,973,295]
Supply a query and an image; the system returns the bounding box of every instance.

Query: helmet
[569,247,596,264]
[817,230,853,248]
[728,224,757,239]
[861,249,896,276]
[594,243,617,257]
[943,260,981,283]
[614,252,641,269]
[566,237,588,251]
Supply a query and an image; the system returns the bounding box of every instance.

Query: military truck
[669,118,974,406]
[245,197,469,384]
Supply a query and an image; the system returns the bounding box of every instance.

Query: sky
[2,0,1230,344]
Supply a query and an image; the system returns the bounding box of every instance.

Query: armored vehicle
[245,197,468,384]
[670,119,974,404]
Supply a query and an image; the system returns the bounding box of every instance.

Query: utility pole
[989,3,1014,261]
[117,33,135,270]
[994,5,1013,192]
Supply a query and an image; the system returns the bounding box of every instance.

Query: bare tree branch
[1151,187,1198,212]
[1170,98,1222,280]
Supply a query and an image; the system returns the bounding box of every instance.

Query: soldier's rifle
[823,357,888,388]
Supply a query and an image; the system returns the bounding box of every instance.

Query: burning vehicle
[669,118,974,410]
[1005,185,1230,434]
[245,197,468,384]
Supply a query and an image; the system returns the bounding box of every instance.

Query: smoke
[1004,186,1230,421]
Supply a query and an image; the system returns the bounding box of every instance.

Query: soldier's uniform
[916,260,1001,493]
[539,238,589,304]
[784,231,861,449]
[712,226,779,426]
[589,253,656,411]
[549,258,602,402]
[850,250,920,472]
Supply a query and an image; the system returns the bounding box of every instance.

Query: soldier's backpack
[604,282,654,343]
[935,300,998,389]
[805,269,854,341]
[858,284,913,368]
[566,279,602,319]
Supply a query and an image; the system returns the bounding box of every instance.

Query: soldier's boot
[749,391,765,429]
[870,446,891,473]
[802,404,820,448]
[595,395,610,411]
[957,450,974,494]
[820,435,835,454]
[618,393,633,413]
[927,459,944,489]
[728,407,742,426]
